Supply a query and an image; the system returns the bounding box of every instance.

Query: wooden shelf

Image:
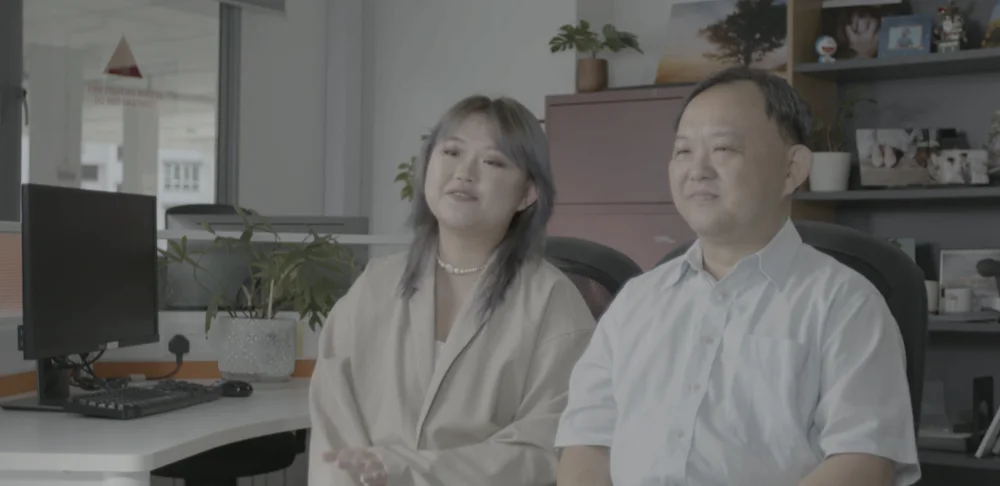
[921,450,1000,470]
[794,186,1000,202]
[929,322,1000,334]
[794,47,1000,82]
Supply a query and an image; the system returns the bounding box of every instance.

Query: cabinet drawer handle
[653,235,674,244]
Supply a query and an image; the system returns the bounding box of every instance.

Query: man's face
[669,81,804,242]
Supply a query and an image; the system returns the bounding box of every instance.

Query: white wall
[238,1,328,216]
[365,0,578,240]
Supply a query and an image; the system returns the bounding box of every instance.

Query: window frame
[0,0,23,221]
[0,1,243,221]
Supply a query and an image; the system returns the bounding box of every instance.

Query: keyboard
[64,380,223,420]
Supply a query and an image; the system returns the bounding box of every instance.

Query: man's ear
[784,144,813,197]
[517,182,538,211]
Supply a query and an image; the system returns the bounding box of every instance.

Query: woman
[308,95,597,486]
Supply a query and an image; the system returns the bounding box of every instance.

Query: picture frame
[878,14,932,57]
[939,249,1000,305]
[929,149,991,185]
[856,128,957,187]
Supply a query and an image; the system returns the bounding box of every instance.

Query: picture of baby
[888,25,923,50]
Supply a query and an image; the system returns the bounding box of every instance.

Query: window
[17,0,222,230]
[163,160,203,192]
[0,0,252,317]
[0,0,250,225]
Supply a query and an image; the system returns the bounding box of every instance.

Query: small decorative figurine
[815,35,838,63]
[936,0,967,53]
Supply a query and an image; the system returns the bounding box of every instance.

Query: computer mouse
[220,380,253,398]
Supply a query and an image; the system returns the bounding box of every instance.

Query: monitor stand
[0,358,71,412]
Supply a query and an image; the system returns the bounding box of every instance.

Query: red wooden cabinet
[548,204,696,270]
[546,87,691,205]
[545,86,696,271]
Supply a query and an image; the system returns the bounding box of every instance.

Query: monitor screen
[20,184,159,359]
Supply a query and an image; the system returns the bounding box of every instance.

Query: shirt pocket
[724,335,810,444]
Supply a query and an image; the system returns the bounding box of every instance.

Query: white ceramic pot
[810,152,852,192]
[212,316,297,382]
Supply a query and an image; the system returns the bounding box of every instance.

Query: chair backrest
[544,236,644,320]
[657,220,928,429]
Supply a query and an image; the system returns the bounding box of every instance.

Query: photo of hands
[819,1,905,59]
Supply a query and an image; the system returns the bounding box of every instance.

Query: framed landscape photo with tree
[655,0,788,84]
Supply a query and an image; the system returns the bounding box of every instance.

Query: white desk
[0,379,310,486]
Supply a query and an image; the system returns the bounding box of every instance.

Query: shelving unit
[920,450,1000,471]
[794,47,1000,82]
[794,186,1000,202]
[785,2,1000,482]
[929,322,1000,333]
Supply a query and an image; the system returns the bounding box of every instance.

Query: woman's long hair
[397,95,555,322]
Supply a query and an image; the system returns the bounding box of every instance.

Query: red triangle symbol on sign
[105,37,143,79]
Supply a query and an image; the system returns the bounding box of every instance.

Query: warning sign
[105,37,143,79]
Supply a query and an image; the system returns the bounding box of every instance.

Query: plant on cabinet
[158,207,360,382]
[810,92,877,192]
[549,20,643,93]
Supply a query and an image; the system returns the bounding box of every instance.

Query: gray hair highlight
[397,95,555,321]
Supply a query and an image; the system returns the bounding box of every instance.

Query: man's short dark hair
[677,66,813,146]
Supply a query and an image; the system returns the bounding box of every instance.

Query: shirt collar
[663,219,802,289]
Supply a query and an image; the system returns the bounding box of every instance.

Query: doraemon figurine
[815,35,838,63]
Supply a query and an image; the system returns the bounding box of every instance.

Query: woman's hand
[324,449,388,486]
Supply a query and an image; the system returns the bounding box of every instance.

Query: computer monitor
[162,207,369,311]
[1,183,159,412]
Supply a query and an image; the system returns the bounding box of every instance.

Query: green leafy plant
[395,134,430,201]
[813,89,878,153]
[549,20,643,58]
[157,207,360,333]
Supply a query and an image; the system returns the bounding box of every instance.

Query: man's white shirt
[555,219,920,486]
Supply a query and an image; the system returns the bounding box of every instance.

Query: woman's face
[423,113,537,237]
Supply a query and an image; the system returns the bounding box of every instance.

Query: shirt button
[688,383,701,392]
[701,336,714,345]
[673,429,686,439]
[715,291,728,302]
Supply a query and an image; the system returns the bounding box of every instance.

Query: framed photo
[856,128,956,187]
[983,0,1000,47]
[654,0,788,84]
[929,149,991,185]
[939,249,1000,304]
[878,14,932,57]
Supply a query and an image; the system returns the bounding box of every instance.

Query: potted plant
[549,20,642,93]
[158,207,359,382]
[810,92,877,192]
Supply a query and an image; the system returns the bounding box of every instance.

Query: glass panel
[22,0,220,229]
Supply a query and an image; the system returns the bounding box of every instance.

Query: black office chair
[154,203,308,485]
[657,220,928,432]
[544,236,644,319]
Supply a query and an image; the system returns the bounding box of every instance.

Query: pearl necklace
[436,257,486,275]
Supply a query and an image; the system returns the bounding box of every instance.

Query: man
[554,67,920,486]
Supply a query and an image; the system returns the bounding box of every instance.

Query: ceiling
[23,0,220,149]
